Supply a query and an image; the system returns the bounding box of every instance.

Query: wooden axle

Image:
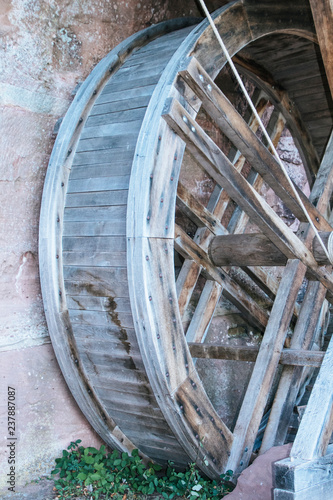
[188,343,324,367]
[209,232,333,267]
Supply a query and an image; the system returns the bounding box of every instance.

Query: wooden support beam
[174,224,269,332]
[163,98,333,297]
[291,334,333,461]
[309,0,333,98]
[187,343,325,367]
[209,232,333,267]
[179,57,330,230]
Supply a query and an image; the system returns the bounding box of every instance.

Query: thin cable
[197,0,332,264]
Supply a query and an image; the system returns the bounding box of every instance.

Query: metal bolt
[74,359,78,364]
[149,296,152,301]
[146,255,149,261]
[180,405,183,410]
[174,155,177,161]
[56,255,59,259]
[199,74,204,82]
[158,135,161,141]
[61,182,64,187]
[166,372,169,377]
[93,90,97,95]
[212,458,216,464]
[150,174,153,179]
[147,215,150,220]
[315,217,319,222]
[196,407,200,412]
[159,273,162,278]
[183,115,188,123]
[191,126,196,133]
[79,117,83,124]
[169,296,172,302]
[161,198,164,203]
[244,447,248,453]
[185,363,188,368]
[173,345,176,350]
[157,334,160,339]
[240,461,244,466]
[165,225,168,230]
[57,217,60,222]
[67,149,72,156]
[59,291,62,296]
[210,416,214,422]
[170,176,174,181]
[207,84,212,91]
[195,434,199,439]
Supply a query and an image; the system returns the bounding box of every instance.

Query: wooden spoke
[176,181,227,236]
[176,259,202,319]
[188,343,325,367]
[233,55,321,180]
[163,98,333,297]
[186,281,222,343]
[179,57,331,231]
[260,281,328,453]
[174,224,269,332]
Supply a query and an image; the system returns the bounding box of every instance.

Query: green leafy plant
[51,440,234,499]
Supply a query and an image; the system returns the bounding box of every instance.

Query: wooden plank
[163,98,333,296]
[209,232,332,267]
[62,236,126,253]
[67,175,130,193]
[63,221,126,237]
[65,190,128,207]
[175,225,269,332]
[80,119,142,140]
[188,343,324,367]
[72,148,134,166]
[76,132,139,153]
[305,0,333,97]
[63,251,127,267]
[69,164,131,181]
[177,181,228,236]
[91,94,152,115]
[291,333,333,460]
[68,309,134,329]
[209,233,290,267]
[176,259,202,319]
[186,281,222,343]
[226,259,307,474]
[63,206,126,222]
[179,57,330,230]
[67,295,130,312]
[85,107,147,128]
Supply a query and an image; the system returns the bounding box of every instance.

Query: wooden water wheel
[40,0,333,480]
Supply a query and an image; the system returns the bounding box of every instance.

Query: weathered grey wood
[85,107,147,128]
[186,281,222,343]
[188,343,324,367]
[63,221,126,237]
[64,206,127,221]
[65,190,128,207]
[176,259,202,319]
[227,259,307,475]
[260,282,327,453]
[179,57,331,230]
[291,333,333,460]
[209,232,333,267]
[163,98,333,296]
[309,0,333,98]
[63,251,127,267]
[175,225,269,331]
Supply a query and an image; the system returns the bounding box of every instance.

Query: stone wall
[0,0,230,493]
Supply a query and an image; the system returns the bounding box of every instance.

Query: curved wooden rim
[127,0,319,476]
[39,17,198,454]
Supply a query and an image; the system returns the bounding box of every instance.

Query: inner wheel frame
[127,2,332,477]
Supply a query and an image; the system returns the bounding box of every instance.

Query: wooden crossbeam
[187,343,325,367]
[163,97,333,297]
[209,232,332,267]
[179,57,331,231]
[174,224,269,332]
